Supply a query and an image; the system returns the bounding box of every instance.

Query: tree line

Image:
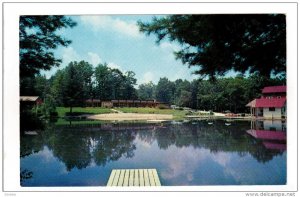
[27,61,137,113]
[28,63,285,114]
[138,74,284,113]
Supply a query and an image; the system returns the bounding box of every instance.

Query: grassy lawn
[54,118,105,126]
[56,107,188,120]
[56,107,112,117]
[117,107,188,120]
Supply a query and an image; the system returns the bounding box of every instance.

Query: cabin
[246,85,286,119]
[85,99,101,107]
[103,99,164,108]
[20,96,43,106]
[85,99,168,108]
[20,96,43,113]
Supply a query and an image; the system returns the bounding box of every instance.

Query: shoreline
[87,113,173,121]
[86,113,286,121]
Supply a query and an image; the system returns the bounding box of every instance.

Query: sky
[42,15,199,85]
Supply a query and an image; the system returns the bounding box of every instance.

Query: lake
[20,119,286,186]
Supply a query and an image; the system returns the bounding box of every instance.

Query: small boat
[225,118,233,126]
[208,122,213,125]
[171,121,183,125]
[225,122,231,126]
[24,131,38,135]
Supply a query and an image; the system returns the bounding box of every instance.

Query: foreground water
[20,119,286,186]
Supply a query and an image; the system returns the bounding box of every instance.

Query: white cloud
[211,152,232,167]
[170,67,197,82]
[62,47,80,64]
[87,52,102,66]
[80,15,110,29]
[112,18,141,38]
[107,62,123,72]
[141,71,154,84]
[160,147,208,181]
[61,47,124,73]
[80,16,142,39]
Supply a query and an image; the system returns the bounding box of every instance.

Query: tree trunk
[70,106,73,114]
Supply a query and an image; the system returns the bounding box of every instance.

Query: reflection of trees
[20,134,44,158]
[47,130,92,171]
[92,131,136,166]
[20,169,33,185]
[20,122,137,172]
[138,120,284,163]
[21,120,284,175]
[45,127,137,171]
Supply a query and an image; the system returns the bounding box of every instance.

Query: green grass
[56,107,112,117]
[55,107,188,120]
[54,118,105,126]
[117,107,188,120]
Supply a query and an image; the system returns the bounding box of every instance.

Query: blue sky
[42,15,199,85]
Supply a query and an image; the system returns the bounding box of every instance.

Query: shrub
[157,104,170,109]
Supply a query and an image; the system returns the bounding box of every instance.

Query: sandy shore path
[88,113,173,121]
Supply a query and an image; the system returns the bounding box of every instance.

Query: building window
[277,96,281,98]
[269,127,277,131]
[269,107,275,111]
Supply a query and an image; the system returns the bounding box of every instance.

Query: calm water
[20,119,286,186]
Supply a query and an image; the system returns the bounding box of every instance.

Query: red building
[246,86,286,119]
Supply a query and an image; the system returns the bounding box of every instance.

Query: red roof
[246,130,286,141]
[246,99,256,107]
[263,142,286,151]
[262,86,286,94]
[254,97,286,108]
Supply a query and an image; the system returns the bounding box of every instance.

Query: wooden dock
[107,169,161,186]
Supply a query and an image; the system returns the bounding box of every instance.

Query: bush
[157,104,170,109]
[40,95,57,118]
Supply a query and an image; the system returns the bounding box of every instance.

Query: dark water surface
[20,119,286,186]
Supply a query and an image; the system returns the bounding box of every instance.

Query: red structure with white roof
[246,86,286,119]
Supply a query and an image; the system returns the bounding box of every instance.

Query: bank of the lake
[56,107,188,120]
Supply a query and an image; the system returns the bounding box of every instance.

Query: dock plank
[117,170,125,186]
[139,169,144,186]
[152,169,161,186]
[111,170,120,186]
[129,169,134,186]
[107,170,116,186]
[134,169,139,186]
[123,170,129,186]
[107,169,161,187]
[144,169,150,186]
[148,169,156,186]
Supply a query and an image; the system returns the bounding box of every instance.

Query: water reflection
[20,120,286,186]
[247,120,286,151]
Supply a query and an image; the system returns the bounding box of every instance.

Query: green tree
[34,74,49,99]
[190,80,199,109]
[94,63,111,100]
[110,68,126,99]
[95,64,137,100]
[138,14,286,79]
[75,61,94,100]
[138,82,156,100]
[19,16,76,78]
[50,70,66,106]
[122,71,138,99]
[62,62,84,113]
[155,77,175,103]
[173,79,192,107]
